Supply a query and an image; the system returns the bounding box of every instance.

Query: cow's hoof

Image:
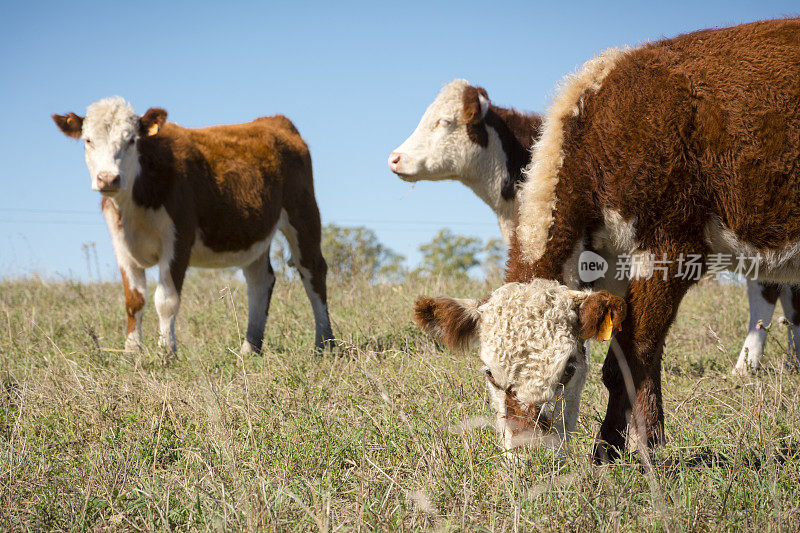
[240,340,261,356]
[124,337,142,353]
[315,335,336,353]
[731,363,756,376]
[592,439,621,465]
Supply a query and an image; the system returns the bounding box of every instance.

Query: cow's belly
[189,229,276,268]
[705,216,800,282]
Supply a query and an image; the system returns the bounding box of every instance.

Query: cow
[388,79,541,244]
[390,81,794,375]
[52,97,335,354]
[414,18,800,462]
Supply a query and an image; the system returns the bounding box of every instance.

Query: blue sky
[0,0,796,280]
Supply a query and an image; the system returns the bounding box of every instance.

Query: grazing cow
[53,97,335,354]
[416,280,625,450]
[388,79,541,244]
[415,19,800,461]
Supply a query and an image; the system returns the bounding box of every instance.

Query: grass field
[2,272,800,531]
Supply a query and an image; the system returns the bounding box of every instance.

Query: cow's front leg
[121,265,146,352]
[155,249,188,355]
[593,256,695,463]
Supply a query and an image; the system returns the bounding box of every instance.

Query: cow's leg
[594,262,694,463]
[103,199,148,351]
[779,284,800,368]
[734,281,780,374]
[154,244,189,355]
[121,265,146,352]
[280,208,335,350]
[240,249,276,355]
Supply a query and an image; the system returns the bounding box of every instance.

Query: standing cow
[415,19,800,461]
[53,97,335,354]
[388,79,541,244]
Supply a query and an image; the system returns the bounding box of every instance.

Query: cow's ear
[139,107,167,136]
[576,290,626,341]
[52,112,84,139]
[414,296,481,351]
[462,85,490,124]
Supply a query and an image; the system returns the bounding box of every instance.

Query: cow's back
[587,18,800,250]
[159,115,313,253]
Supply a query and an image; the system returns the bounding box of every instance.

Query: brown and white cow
[392,81,798,374]
[415,19,800,461]
[388,79,541,244]
[53,97,335,354]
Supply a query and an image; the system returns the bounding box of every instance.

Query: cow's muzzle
[95,172,121,193]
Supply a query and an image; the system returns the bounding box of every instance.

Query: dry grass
[1,273,799,530]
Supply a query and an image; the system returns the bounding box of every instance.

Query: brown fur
[138,107,167,136]
[413,296,480,352]
[505,18,800,462]
[578,291,626,340]
[505,388,551,433]
[51,113,83,138]
[120,268,145,335]
[461,85,543,200]
[129,113,328,297]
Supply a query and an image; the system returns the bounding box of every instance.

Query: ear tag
[147,123,159,136]
[596,313,614,341]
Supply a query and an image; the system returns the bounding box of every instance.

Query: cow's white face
[81,98,141,195]
[389,79,489,181]
[52,97,167,197]
[414,280,626,451]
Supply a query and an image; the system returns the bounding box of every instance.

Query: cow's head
[52,97,166,196]
[414,279,625,450]
[389,79,491,181]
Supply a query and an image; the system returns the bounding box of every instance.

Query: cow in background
[53,97,335,354]
[388,79,541,245]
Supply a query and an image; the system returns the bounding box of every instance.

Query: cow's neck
[460,163,517,244]
[462,106,540,245]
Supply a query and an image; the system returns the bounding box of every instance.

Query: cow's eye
[128,138,135,146]
[85,139,92,147]
[483,367,501,389]
[435,118,451,128]
[561,363,576,384]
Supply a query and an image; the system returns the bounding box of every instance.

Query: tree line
[271,224,505,282]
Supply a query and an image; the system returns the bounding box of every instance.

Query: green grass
[1,272,800,530]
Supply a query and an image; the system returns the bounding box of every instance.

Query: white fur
[517,48,630,262]
[190,229,273,269]
[82,97,141,192]
[466,280,590,449]
[734,280,800,374]
[390,79,518,244]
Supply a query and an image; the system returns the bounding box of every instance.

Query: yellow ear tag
[147,123,159,136]
[596,313,614,341]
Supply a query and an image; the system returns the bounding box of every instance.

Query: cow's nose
[388,152,402,172]
[97,172,121,191]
